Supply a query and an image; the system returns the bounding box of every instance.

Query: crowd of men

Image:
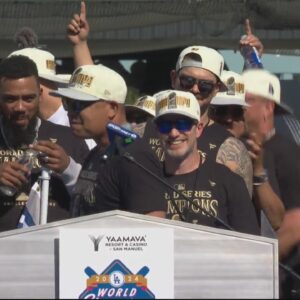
[0,1,299,298]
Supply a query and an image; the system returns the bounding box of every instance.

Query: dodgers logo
[79,259,155,299]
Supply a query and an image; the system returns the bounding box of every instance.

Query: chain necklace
[0,116,41,149]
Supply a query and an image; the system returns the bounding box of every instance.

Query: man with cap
[242,69,300,297]
[0,55,88,231]
[125,95,156,138]
[8,47,70,126]
[65,4,259,201]
[171,50,252,198]
[210,70,285,231]
[54,64,136,216]
[8,46,96,150]
[84,90,259,235]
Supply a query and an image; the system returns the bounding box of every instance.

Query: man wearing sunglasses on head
[85,90,259,235]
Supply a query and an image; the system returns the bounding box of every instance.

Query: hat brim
[153,111,199,123]
[52,87,99,101]
[39,73,69,85]
[275,102,294,115]
[125,105,155,118]
[211,96,249,107]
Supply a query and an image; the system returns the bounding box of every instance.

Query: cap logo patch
[269,83,274,96]
[104,89,111,96]
[226,77,244,96]
[167,92,177,109]
[70,72,94,87]
[46,59,55,71]
[227,77,235,95]
[136,96,147,107]
[219,62,223,76]
[158,93,191,110]
[142,100,155,110]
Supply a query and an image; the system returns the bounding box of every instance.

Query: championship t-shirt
[0,119,89,231]
[92,140,260,235]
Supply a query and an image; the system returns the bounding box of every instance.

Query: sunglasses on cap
[156,118,196,134]
[179,74,216,98]
[62,98,100,113]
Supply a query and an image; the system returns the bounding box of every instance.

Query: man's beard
[2,117,39,148]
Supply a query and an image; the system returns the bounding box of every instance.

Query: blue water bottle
[240,35,263,69]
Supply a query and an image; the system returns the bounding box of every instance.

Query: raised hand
[67,1,89,45]
[246,131,265,174]
[240,19,264,57]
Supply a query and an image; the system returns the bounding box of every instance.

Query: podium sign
[0,210,278,298]
[59,228,174,299]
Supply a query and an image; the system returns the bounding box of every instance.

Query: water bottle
[0,149,38,197]
[240,35,263,69]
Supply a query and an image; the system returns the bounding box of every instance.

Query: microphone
[106,122,139,157]
[107,122,139,145]
[71,123,139,218]
[123,152,234,230]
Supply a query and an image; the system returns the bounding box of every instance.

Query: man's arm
[216,136,253,196]
[67,1,94,67]
[226,170,260,235]
[246,134,285,230]
[278,208,300,260]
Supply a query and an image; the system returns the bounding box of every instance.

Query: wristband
[253,170,269,186]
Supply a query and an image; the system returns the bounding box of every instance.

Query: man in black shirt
[54,64,134,217]
[242,69,300,297]
[144,47,253,197]
[0,55,89,231]
[88,90,260,235]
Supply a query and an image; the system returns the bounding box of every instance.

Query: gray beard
[2,117,39,149]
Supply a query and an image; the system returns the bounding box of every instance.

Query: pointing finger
[80,1,87,21]
[245,18,252,36]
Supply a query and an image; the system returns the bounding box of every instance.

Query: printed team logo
[268,83,274,96]
[226,76,235,96]
[167,92,177,109]
[79,259,155,299]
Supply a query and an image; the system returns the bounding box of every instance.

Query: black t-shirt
[264,133,300,210]
[91,140,259,236]
[72,145,116,216]
[197,122,233,160]
[264,133,300,298]
[0,119,89,231]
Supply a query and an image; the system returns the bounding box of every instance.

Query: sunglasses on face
[179,74,216,98]
[156,118,196,134]
[62,98,98,113]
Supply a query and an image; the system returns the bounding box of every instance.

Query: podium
[0,210,278,299]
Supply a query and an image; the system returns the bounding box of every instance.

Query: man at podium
[82,90,260,235]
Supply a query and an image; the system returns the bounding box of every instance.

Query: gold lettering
[143,100,155,110]
[194,190,212,198]
[46,60,55,71]
[149,138,160,146]
[71,73,94,87]
[167,200,178,214]
[210,199,218,217]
